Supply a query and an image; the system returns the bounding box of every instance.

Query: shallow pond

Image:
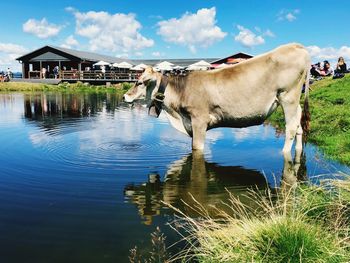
[0,92,349,263]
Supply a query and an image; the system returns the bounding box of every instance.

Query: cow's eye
[136,81,143,86]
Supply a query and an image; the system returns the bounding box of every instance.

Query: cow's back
[173,43,309,128]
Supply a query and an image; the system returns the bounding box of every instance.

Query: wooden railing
[27,70,141,81]
[60,70,140,81]
[28,71,41,79]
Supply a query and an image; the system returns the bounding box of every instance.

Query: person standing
[53,66,59,79]
[6,68,11,79]
[42,67,47,79]
[101,65,106,79]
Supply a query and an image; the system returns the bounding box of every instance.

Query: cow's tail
[301,67,311,135]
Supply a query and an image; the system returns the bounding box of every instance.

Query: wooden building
[211,52,253,67]
[16,45,253,83]
[16,45,131,79]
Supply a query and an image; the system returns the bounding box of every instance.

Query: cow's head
[123,67,160,103]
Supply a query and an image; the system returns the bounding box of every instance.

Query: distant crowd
[311,57,349,80]
[0,68,12,82]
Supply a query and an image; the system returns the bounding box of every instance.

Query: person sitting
[311,60,334,78]
[310,62,322,78]
[335,57,348,74]
[321,61,334,76]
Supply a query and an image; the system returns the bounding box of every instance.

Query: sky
[1,0,350,71]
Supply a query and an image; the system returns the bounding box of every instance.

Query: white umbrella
[114,61,133,69]
[216,63,228,68]
[191,60,212,67]
[187,60,211,71]
[173,65,184,70]
[154,65,173,71]
[155,61,174,71]
[130,63,148,71]
[187,65,208,71]
[93,60,110,66]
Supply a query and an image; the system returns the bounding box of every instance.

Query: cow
[124,43,310,154]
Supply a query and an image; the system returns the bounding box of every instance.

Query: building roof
[16,45,251,67]
[16,45,131,64]
[53,46,131,63]
[131,58,219,67]
[211,52,253,64]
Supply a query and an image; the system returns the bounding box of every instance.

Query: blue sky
[1,0,350,71]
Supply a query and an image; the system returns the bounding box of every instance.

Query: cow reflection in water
[124,151,306,225]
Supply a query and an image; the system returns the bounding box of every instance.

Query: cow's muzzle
[123,94,134,103]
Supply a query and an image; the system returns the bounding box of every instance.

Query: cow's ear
[146,66,154,73]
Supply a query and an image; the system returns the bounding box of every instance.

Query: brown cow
[124,43,310,154]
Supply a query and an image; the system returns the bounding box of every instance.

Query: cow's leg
[281,150,298,190]
[295,109,303,152]
[281,102,302,154]
[191,119,207,151]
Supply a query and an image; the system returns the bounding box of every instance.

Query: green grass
[0,81,132,94]
[194,217,344,263]
[166,177,350,263]
[268,74,350,165]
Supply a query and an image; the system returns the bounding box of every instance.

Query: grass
[192,217,344,263]
[129,227,170,263]
[268,74,350,165]
[164,177,350,263]
[0,81,132,94]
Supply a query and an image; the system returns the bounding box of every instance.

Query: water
[0,92,349,263]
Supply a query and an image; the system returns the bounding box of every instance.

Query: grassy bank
[0,81,132,94]
[268,74,350,165]
[165,178,350,262]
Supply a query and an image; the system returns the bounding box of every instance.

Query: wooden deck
[61,70,139,81]
[20,70,140,84]
[12,78,62,85]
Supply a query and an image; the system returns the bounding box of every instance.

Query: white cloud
[134,52,143,57]
[234,25,265,48]
[285,13,296,22]
[278,9,299,22]
[149,15,163,20]
[0,94,25,124]
[72,10,154,53]
[0,43,27,54]
[264,29,275,37]
[151,51,164,57]
[157,7,227,53]
[307,45,350,62]
[23,18,63,38]
[232,125,271,141]
[0,42,28,71]
[60,35,79,49]
[116,53,129,58]
[65,6,76,13]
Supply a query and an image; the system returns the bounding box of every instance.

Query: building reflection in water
[23,92,123,130]
[124,151,307,225]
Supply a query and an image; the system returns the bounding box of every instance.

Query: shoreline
[269,75,350,165]
[0,81,132,94]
